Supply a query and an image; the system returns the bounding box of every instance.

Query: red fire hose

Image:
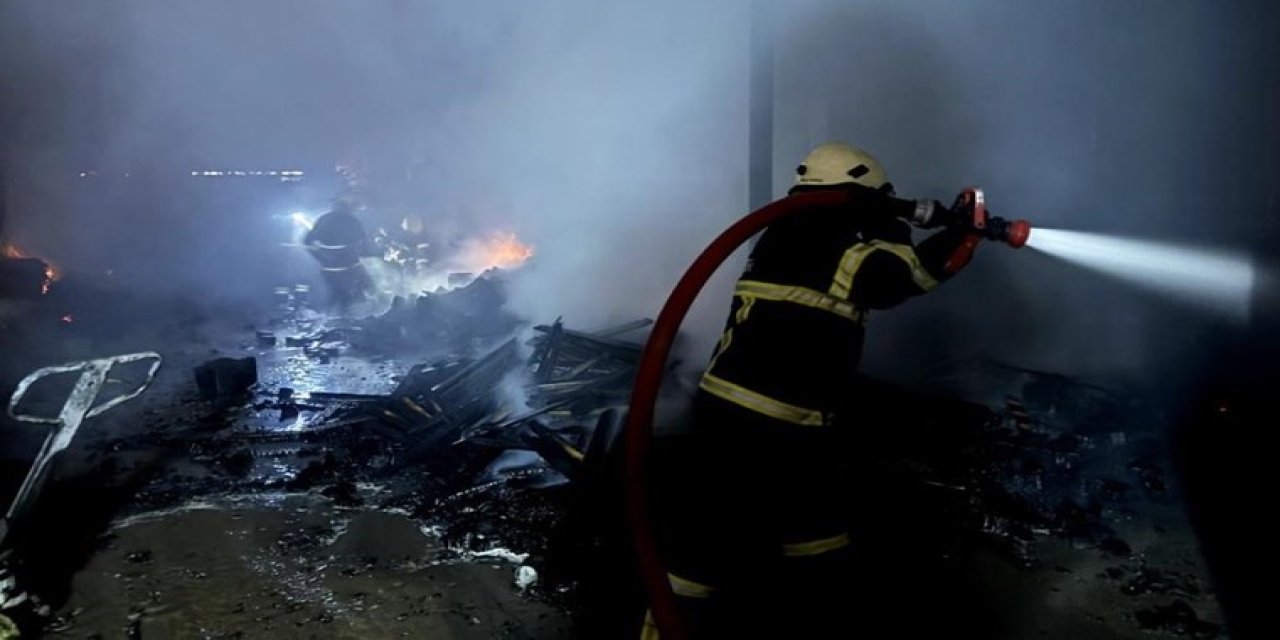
[622,189,854,640]
[623,188,1030,638]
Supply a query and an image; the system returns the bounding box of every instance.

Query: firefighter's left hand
[912,199,955,229]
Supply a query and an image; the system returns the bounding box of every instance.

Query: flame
[2,243,62,294]
[454,231,534,273]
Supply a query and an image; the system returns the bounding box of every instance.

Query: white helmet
[794,142,889,190]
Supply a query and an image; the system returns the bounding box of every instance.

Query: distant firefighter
[304,197,376,309]
[377,214,435,272]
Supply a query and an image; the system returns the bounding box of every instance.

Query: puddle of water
[57,494,568,638]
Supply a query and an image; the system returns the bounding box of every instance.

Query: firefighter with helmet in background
[304,196,377,310]
[649,142,985,638]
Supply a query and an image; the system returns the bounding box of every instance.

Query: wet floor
[2,286,581,638]
[55,494,567,639]
[0,283,1237,639]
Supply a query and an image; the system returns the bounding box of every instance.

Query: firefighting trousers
[650,391,856,638]
[318,264,373,308]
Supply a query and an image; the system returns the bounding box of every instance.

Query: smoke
[0,0,751,355]
[2,0,1278,383]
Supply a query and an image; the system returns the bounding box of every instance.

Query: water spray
[1024,228,1256,318]
[948,188,1255,318]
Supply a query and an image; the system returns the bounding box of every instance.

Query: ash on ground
[0,273,1229,639]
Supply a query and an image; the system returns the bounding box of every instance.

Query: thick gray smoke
[2,1,1277,383]
[0,0,751,353]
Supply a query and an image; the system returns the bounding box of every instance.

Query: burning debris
[0,245,60,298]
[356,223,534,307]
[451,231,535,274]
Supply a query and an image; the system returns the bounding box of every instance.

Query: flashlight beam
[291,212,315,231]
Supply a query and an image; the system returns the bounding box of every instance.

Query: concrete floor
[2,284,572,639]
[1,280,1231,639]
[57,496,567,639]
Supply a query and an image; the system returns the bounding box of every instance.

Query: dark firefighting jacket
[304,210,372,272]
[699,184,973,427]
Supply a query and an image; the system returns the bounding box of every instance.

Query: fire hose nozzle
[984,216,1032,249]
[1004,219,1031,249]
[951,187,1032,249]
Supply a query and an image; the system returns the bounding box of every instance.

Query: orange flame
[2,243,62,294]
[455,231,534,273]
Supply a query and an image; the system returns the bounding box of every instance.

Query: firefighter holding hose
[650,142,986,638]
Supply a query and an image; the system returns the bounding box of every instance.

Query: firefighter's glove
[908,199,954,229]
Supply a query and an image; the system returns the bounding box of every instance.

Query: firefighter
[650,142,981,638]
[304,197,376,309]
[393,214,435,272]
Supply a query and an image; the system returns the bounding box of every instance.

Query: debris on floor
[193,356,257,401]
[0,278,1228,639]
[1133,600,1221,638]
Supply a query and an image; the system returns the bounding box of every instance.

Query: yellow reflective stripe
[560,440,585,461]
[706,325,734,371]
[735,294,757,324]
[708,293,755,372]
[782,532,851,557]
[735,280,865,324]
[828,244,877,299]
[699,373,826,426]
[637,576,715,638]
[867,240,939,291]
[668,573,715,599]
[828,240,938,299]
[640,609,660,640]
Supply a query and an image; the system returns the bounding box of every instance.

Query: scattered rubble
[515,565,539,591]
[3,352,163,547]
[852,359,1188,583]
[353,273,520,351]
[193,357,257,401]
[211,301,651,497]
[1118,566,1203,598]
[1133,600,1220,638]
[0,276,1226,638]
